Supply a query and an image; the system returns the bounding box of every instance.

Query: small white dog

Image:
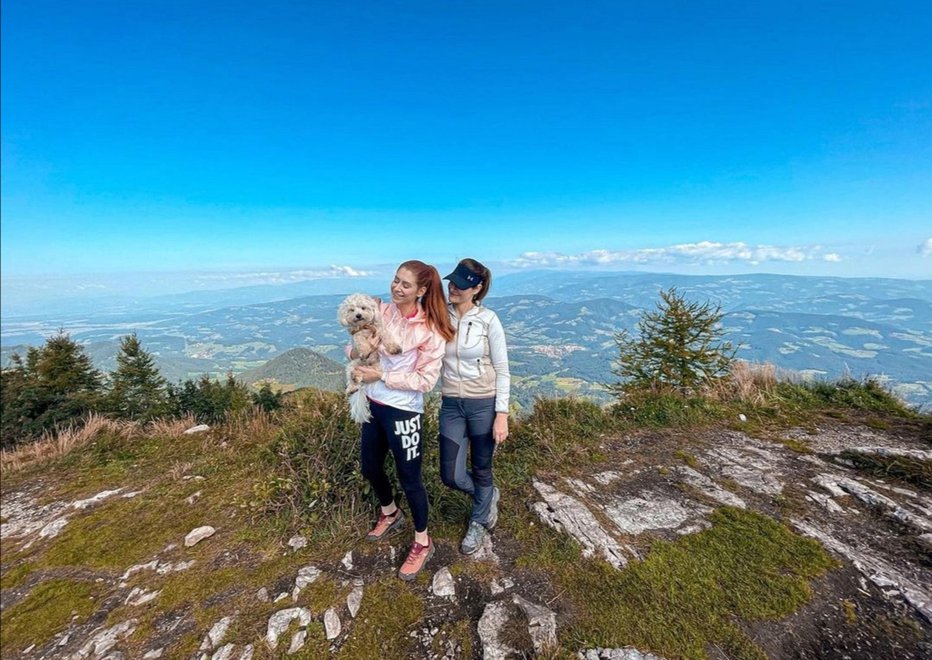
[338,293,402,423]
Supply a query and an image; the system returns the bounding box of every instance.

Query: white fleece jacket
[441,304,510,414]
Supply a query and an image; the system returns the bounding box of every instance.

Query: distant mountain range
[2,271,930,409]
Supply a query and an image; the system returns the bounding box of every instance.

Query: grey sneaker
[486,487,501,530]
[460,521,487,555]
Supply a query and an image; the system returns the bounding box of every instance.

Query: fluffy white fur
[338,293,402,423]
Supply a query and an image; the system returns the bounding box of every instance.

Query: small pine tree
[252,381,283,413]
[167,373,252,423]
[611,288,735,396]
[107,334,169,421]
[0,332,103,447]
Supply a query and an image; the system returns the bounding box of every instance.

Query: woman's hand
[353,365,383,384]
[493,413,509,444]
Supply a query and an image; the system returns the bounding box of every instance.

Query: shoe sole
[398,542,435,581]
[366,512,405,542]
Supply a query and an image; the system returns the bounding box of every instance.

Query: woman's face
[391,268,426,306]
[447,280,482,305]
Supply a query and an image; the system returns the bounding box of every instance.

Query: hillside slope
[238,348,345,393]
[1,393,930,659]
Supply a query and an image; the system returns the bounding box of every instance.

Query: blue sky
[2,1,930,295]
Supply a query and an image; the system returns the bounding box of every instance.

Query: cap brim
[443,272,473,289]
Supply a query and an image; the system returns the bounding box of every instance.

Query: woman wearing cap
[351,260,455,580]
[439,258,510,554]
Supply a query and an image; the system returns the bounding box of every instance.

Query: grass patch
[839,451,932,491]
[777,437,812,454]
[336,580,423,658]
[39,487,206,570]
[674,450,700,469]
[0,561,34,590]
[613,392,726,429]
[541,507,837,660]
[0,579,99,652]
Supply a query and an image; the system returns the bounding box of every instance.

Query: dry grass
[0,414,136,474]
[144,413,198,438]
[708,361,779,404]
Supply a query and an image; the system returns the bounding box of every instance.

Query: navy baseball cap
[444,263,483,289]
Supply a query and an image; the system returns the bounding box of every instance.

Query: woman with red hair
[352,260,454,580]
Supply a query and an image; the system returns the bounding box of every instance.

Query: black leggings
[360,399,428,532]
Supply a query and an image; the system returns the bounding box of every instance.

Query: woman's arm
[381,331,445,393]
[488,313,510,414]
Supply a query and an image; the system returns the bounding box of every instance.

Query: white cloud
[919,238,932,258]
[508,241,840,268]
[192,265,375,286]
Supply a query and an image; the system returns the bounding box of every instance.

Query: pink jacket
[346,301,445,412]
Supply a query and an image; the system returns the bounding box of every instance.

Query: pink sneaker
[366,509,405,541]
[398,539,434,581]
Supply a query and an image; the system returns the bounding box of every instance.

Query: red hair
[399,260,455,341]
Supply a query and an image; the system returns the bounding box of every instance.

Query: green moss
[0,579,99,652]
[39,488,205,570]
[674,450,700,469]
[0,562,34,590]
[536,507,836,660]
[337,580,423,658]
[778,437,812,454]
[434,617,475,658]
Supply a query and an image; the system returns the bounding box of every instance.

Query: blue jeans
[438,396,496,526]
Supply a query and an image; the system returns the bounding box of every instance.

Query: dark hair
[399,260,456,341]
[459,258,492,304]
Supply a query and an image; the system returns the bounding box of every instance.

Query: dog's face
[338,293,380,330]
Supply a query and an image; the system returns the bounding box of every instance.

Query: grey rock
[793,519,932,622]
[287,535,308,550]
[70,619,138,659]
[73,489,124,510]
[347,585,364,618]
[324,608,342,640]
[847,446,932,461]
[266,607,312,650]
[341,550,354,570]
[256,587,270,603]
[676,466,746,508]
[185,526,216,547]
[200,615,235,651]
[604,493,695,535]
[531,480,628,568]
[579,647,667,659]
[292,565,321,601]
[701,445,783,495]
[265,607,311,651]
[477,601,515,660]
[432,567,456,597]
[513,594,558,653]
[185,491,203,505]
[142,649,163,659]
[211,644,236,660]
[805,490,845,514]
[125,587,160,606]
[184,424,211,434]
[288,630,307,654]
[490,577,514,595]
[919,533,932,551]
[237,645,254,660]
[37,516,70,542]
[835,477,932,533]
